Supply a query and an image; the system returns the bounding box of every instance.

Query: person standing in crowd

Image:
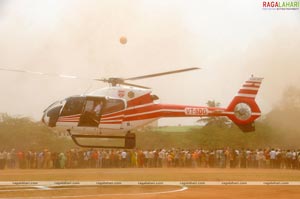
[192,150,199,168]
[66,150,71,168]
[44,149,52,169]
[275,150,282,169]
[32,151,38,169]
[6,151,11,169]
[131,150,137,168]
[240,149,247,168]
[264,148,270,168]
[179,150,185,167]
[25,150,32,169]
[0,150,6,169]
[126,150,132,167]
[121,150,127,168]
[224,148,230,168]
[91,150,98,168]
[102,150,108,168]
[292,150,297,169]
[220,149,226,168]
[52,152,59,169]
[286,150,292,169]
[215,149,221,168]
[257,149,265,168]
[158,149,164,167]
[270,149,276,168]
[143,150,149,167]
[97,150,103,168]
[83,150,90,168]
[110,150,115,168]
[186,151,192,167]
[153,150,158,168]
[167,151,174,167]
[17,151,25,169]
[58,152,66,169]
[200,150,207,167]
[10,149,17,169]
[173,150,180,168]
[229,149,237,168]
[148,150,154,167]
[208,150,215,168]
[137,150,144,168]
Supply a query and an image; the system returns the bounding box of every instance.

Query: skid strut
[67,129,136,149]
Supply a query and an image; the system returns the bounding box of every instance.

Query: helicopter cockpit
[42,96,126,128]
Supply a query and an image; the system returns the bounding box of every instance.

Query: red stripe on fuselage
[59,114,81,119]
[246,81,261,84]
[100,121,122,124]
[57,120,79,122]
[238,89,258,95]
[123,111,185,121]
[127,93,154,107]
[101,116,124,121]
[101,111,125,118]
[243,84,260,88]
[122,104,225,121]
[103,103,227,123]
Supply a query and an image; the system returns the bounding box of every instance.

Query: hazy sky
[0,0,299,125]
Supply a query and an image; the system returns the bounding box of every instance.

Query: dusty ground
[0,168,300,199]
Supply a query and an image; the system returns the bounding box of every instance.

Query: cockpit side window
[84,100,95,112]
[102,99,125,114]
[60,97,85,116]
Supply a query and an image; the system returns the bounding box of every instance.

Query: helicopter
[0,67,263,149]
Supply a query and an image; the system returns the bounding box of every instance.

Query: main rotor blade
[125,67,200,81]
[0,67,90,80]
[93,78,108,82]
[0,67,43,75]
[121,82,151,89]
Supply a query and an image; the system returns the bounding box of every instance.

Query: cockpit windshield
[60,97,85,116]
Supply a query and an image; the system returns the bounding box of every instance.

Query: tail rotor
[226,76,263,132]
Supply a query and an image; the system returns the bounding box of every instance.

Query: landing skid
[67,129,136,149]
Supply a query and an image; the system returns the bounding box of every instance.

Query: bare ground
[0,168,300,199]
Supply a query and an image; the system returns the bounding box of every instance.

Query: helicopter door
[78,97,105,127]
[100,98,125,130]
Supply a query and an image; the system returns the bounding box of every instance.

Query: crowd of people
[0,148,300,170]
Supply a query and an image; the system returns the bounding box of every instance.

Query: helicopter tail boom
[151,76,263,132]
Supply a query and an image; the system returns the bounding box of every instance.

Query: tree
[0,113,75,151]
[197,100,230,127]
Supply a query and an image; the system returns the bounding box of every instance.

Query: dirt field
[1,168,300,199]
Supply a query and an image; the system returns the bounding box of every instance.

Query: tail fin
[226,76,263,132]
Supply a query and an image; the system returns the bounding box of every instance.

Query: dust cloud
[243,26,300,111]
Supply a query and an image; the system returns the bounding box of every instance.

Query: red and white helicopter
[0,67,263,149]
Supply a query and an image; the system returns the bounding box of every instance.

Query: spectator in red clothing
[91,150,98,168]
[17,151,25,169]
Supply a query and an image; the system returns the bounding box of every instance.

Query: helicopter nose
[43,105,63,127]
[41,112,49,126]
[41,115,45,124]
